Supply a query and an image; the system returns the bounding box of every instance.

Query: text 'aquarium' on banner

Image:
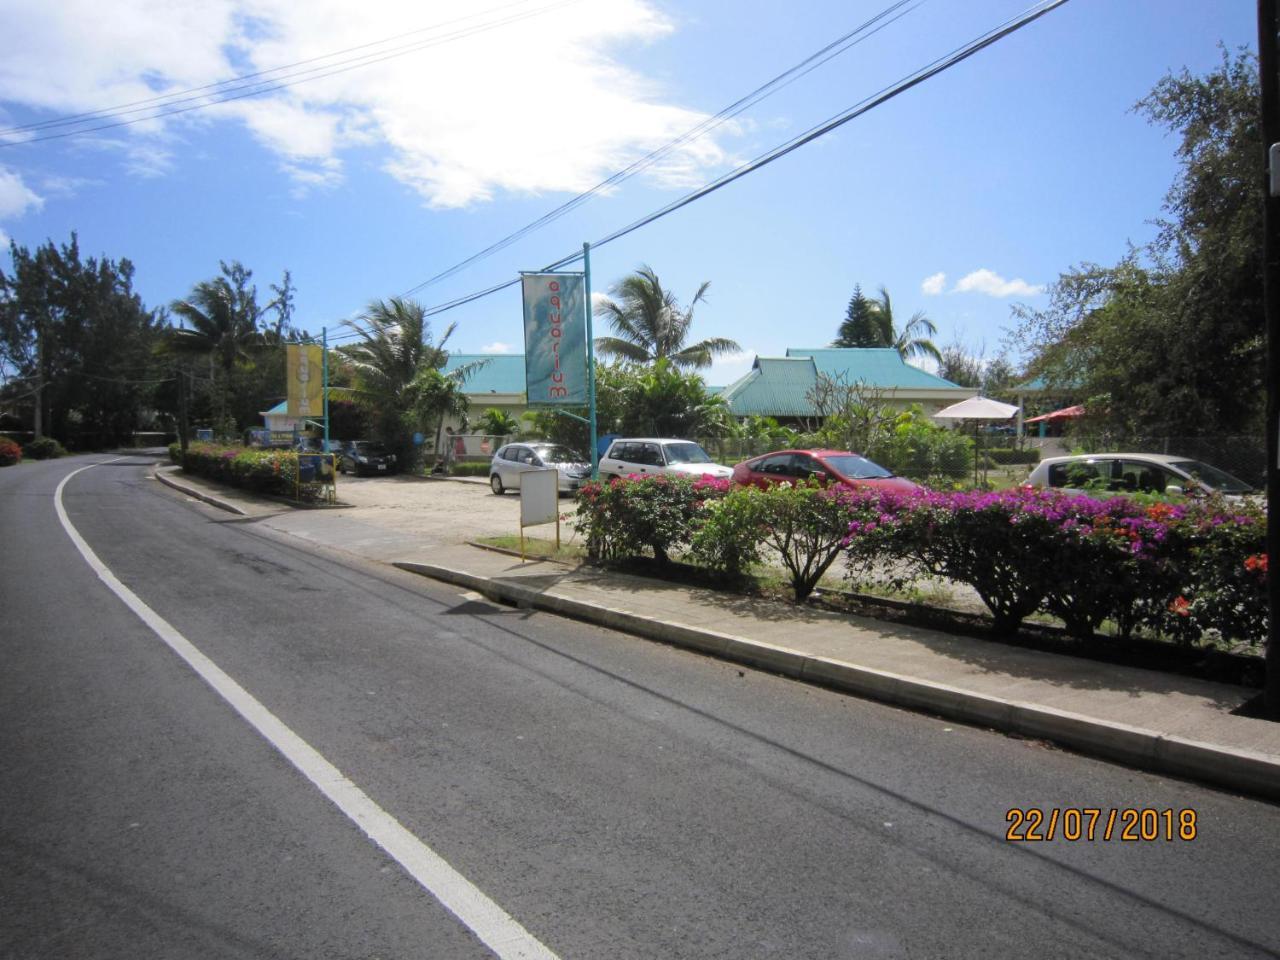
[522,272,587,406]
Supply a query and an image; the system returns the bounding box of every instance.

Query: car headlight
[358,456,368,463]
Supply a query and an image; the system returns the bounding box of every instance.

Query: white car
[489,442,590,495]
[598,438,732,481]
[1026,452,1256,499]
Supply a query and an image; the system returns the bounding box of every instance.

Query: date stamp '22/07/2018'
[1005,808,1197,842]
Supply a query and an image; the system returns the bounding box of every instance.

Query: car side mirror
[1165,484,1184,497]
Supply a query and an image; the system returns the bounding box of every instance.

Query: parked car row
[489,437,921,496]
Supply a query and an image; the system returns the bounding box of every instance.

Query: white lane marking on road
[55,462,561,960]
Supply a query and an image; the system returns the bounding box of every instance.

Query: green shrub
[450,461,491,476]
[752,481,867,602]
[24,437,67,460]
[688,487,765,580]
[878,411,974,484]
[0,437,21,466]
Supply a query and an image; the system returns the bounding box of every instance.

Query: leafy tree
[594,265,740,369]
[1011,48,1263,438]
[0,233,163,446]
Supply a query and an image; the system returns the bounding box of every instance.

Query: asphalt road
[3,454,1280,959]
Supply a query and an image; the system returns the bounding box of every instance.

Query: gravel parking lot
[331,473,578,547]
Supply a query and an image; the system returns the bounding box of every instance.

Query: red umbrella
[1024,404,1084,424]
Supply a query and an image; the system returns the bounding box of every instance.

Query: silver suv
[1026,453,1255,499]
[598,438,732,480]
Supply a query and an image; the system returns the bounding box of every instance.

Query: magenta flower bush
[577,473,731,565]
[843,486,1267,645]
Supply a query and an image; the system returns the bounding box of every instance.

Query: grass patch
[475,534,585,563]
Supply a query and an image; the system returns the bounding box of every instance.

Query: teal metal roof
[264,400,288,415]
[785,348,964,390]
[719,357,818,417]
[442,354,526,395]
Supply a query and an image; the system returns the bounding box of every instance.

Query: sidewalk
[154,465,1280,800]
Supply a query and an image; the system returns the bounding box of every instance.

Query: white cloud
[0,0,738,207]
[920,272,946,296]
[0,167,43,218]
[480,341,514,354]
[0,226,10,249]
[952,268,1043,298]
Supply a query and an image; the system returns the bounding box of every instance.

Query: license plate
[377,464,386,470]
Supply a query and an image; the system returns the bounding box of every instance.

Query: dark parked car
[338,440,398,476]
[732,449,919,494]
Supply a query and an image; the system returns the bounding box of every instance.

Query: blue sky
[0,0,1257,387]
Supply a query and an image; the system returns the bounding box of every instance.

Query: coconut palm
[594,265,740,370]
[168,277,265,421]
[338,296,487,460]
[870,287,942,365]
[338,297,457,407]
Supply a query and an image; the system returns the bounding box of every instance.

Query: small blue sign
[413,432,425,446]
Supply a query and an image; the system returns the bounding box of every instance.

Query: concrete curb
[153,467,249,516]
[394,559,1280,801]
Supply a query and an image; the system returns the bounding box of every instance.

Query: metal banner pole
[322,327,330,450]
[583,242,599,479]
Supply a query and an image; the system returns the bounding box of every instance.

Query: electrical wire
[0,0,584,147]
[336,0,1071,333]
[398,0,923,298]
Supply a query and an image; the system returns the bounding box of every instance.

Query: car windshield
[533,445,583,463]
[1168,460,1253,494]
[822,454,893,480]
[663,442,713,464]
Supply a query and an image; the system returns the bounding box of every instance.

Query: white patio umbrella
[932,395,1020,485]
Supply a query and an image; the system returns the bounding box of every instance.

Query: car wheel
[490,474,505,495]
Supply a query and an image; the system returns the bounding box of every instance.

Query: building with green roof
[718,348,974,422]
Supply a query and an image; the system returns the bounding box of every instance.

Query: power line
[0,0,544,137]
[398,0,922,298]
[0,0,584,147]
[331,0,1070,338]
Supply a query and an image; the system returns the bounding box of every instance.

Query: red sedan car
[731,449,920,494]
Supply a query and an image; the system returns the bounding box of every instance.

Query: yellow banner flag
[286,344,324,418]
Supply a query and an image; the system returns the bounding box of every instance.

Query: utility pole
[1259,0,1280,716]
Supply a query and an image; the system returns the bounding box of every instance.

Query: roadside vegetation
[576,473,1266,652]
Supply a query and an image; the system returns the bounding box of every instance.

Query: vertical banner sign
[522,272,586,405]
[286,344,323,417]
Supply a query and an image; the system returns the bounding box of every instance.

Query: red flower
[1244,553,1268,574]
[1168,596,1192,617]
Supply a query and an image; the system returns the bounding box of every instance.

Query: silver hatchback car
[490,442,591,495]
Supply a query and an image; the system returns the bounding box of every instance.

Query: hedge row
[168,442,322,499]
[575,475,1267,646]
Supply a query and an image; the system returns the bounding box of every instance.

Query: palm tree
[337,297,455,407]
[869,286,942,365]
[168,277,264,422]
[338,297,487,460]
[594,265,740,369]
